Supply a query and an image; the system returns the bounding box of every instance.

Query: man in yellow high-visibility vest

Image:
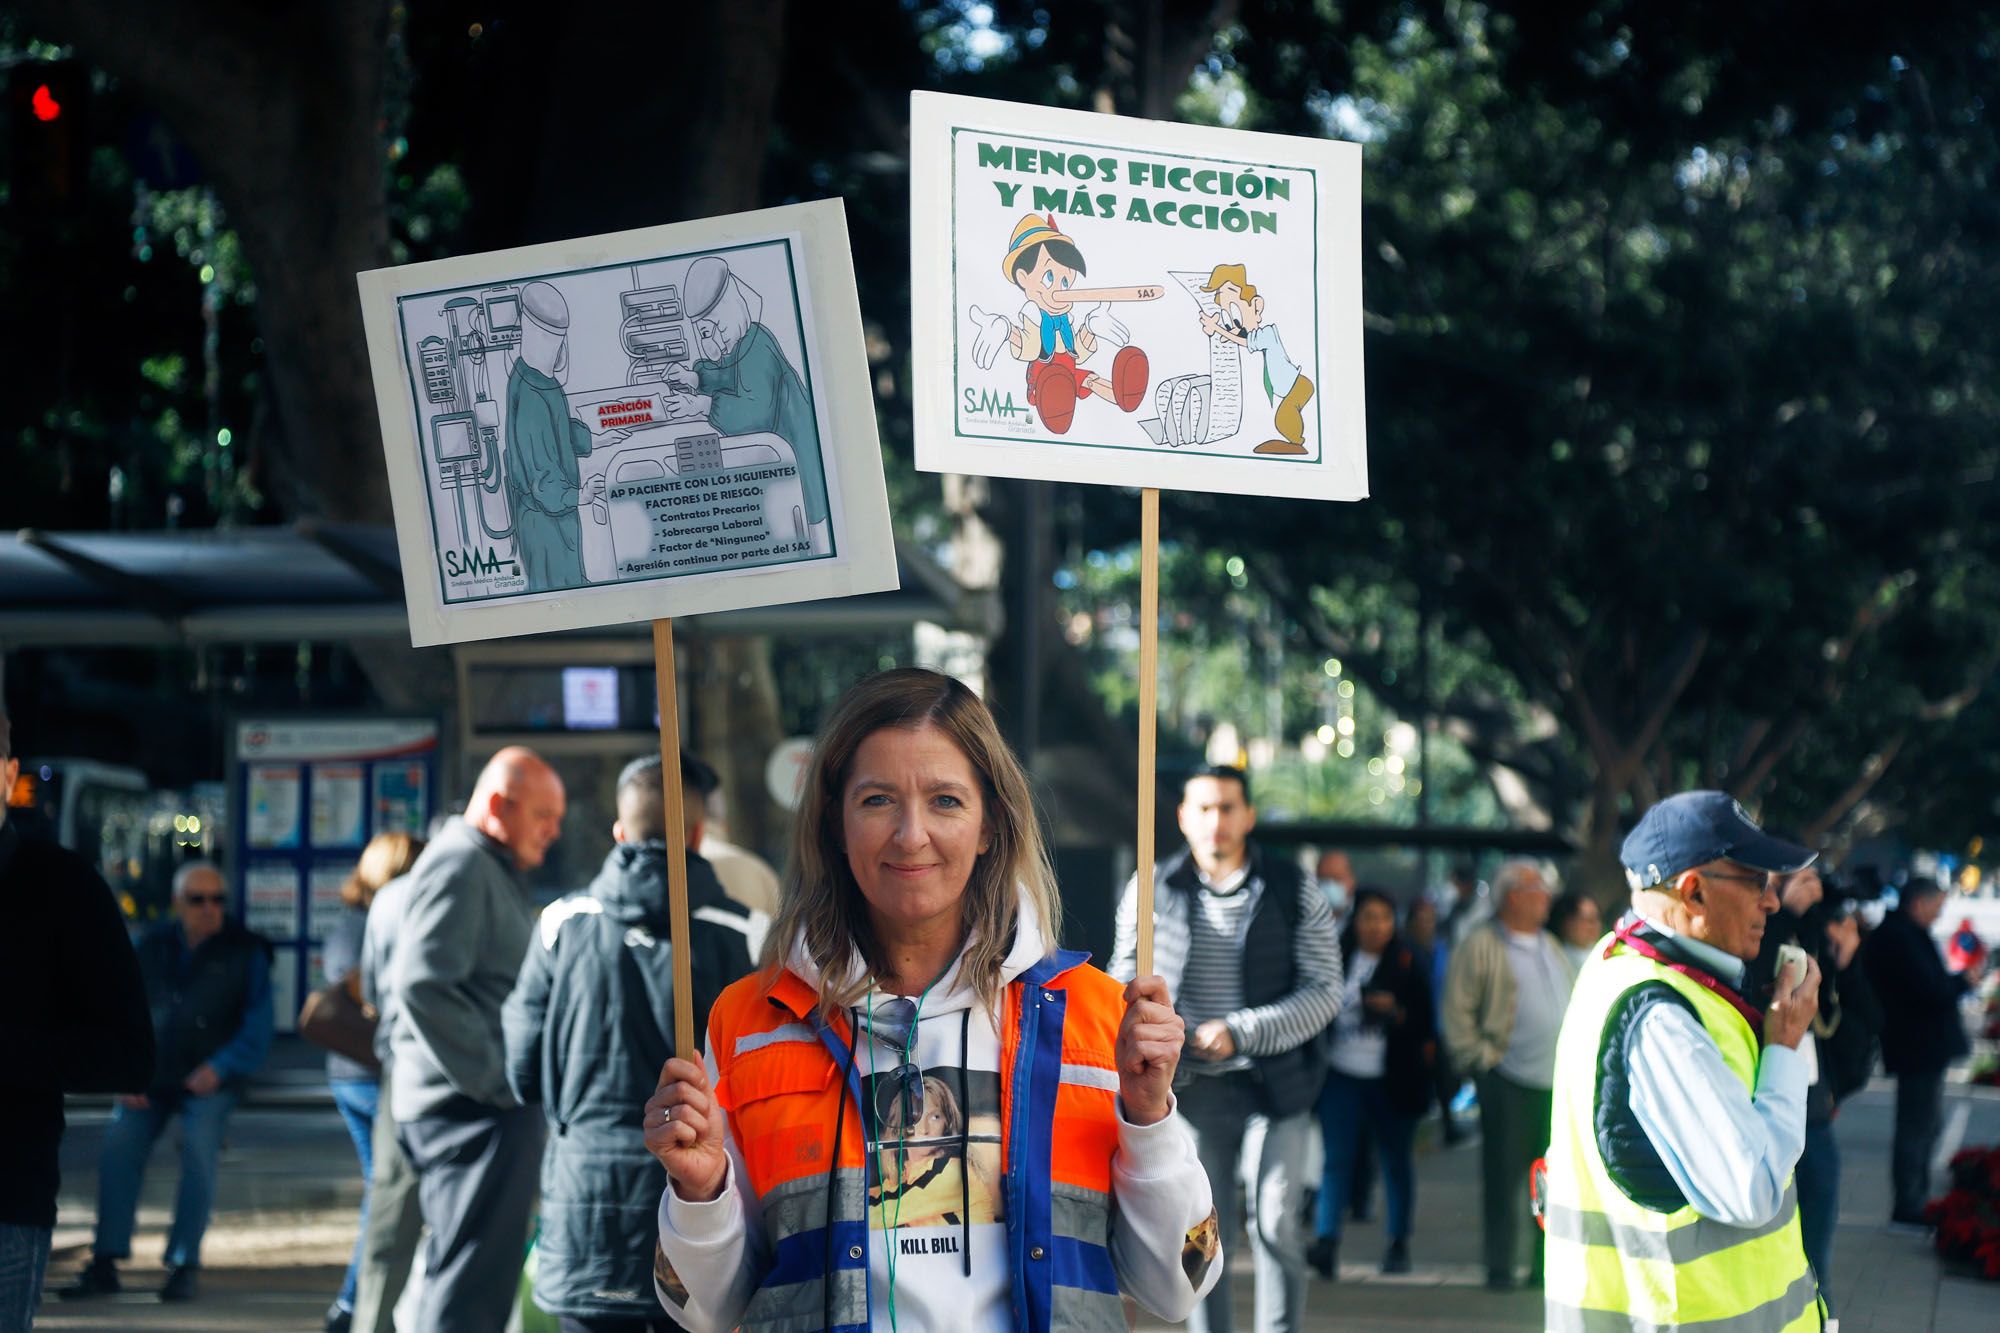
[1543,791,1827,1333]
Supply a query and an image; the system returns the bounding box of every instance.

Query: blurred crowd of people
[6,707,776,1333]
[1294,830,1992,1329]
[5,680,1997,1333]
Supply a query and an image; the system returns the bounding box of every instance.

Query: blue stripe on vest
[1019,949,1090,987]
[813,1018,875,1317]
[1004,952,1083,1331]
[1048,1236,1118,1293]
[1022,981,1068,1330]
[763,1219,869,1286]
[1006,984,1038,1327]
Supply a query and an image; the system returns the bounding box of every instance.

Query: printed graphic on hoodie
[863,1066,1004,1233]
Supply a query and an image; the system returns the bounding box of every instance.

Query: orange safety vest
[686,947,1129,1332]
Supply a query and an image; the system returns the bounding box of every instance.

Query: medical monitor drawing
[431,412,477,462]
[484,293,521,335]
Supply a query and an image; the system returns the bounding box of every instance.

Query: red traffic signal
[6,59,87,213]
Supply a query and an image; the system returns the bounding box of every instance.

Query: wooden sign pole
[1135,486,1160,977]
[652,618,698,1057]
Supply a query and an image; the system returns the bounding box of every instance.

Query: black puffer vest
[134,920,266,1094]
[1593,921,1761,1211]
[1158,845,1326,1117]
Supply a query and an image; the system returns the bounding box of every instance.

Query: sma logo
[445,546,517,578]
[962,387,1031,420]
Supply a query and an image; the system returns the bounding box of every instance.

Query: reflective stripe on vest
[702,956,1127,1332]
[1546,1269,1822,1333]
[1543,946,1821,1333]
[741,1167,870,1331]
[1543,1182,1801,1266]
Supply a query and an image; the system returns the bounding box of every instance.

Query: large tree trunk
[16,0,397,523]
[980,2,1235,846]
[25,2,797,754]
[691,635,791,860]
[666,2,791,852]
[512,2,794,847]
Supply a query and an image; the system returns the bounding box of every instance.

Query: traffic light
[30,81,62,123]
[5,58,88,214]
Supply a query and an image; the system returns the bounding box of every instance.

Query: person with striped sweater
[1113,764,1343,1333]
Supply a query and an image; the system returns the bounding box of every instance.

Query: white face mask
[1319,878,1350,914]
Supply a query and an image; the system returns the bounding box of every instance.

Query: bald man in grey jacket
[379,748,563,1333]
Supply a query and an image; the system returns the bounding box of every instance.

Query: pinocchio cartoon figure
[967,213,1159,434]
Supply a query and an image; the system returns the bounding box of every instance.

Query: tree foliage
[11,0,2000,871]
[1010,3,2000,875]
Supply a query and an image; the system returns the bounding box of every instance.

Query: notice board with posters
[228,716,441,1034]
[911,91,1366,502]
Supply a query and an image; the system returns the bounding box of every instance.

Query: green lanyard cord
[867,973,939,1333]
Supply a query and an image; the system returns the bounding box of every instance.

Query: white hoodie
[655,893,1220,1330]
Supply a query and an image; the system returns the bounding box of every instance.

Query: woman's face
[1354,898,1395,954]
[913,1088,950,1140]
[889,1083,955,1164]
[842,723,991,939]
[1562,898,1603,947]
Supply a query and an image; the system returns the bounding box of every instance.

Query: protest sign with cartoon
[359,199,895,647]
[912,91,1365,502]
[360,199,895,1054]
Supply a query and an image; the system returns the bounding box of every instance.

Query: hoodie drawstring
[958,1007,972,1277]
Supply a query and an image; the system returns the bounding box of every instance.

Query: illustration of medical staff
[505,281,612,592]
[663,256,831,554]
[966,213,1153,435]
[1197,263,1314,456]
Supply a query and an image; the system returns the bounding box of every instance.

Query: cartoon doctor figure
[1196,263,1314,456]
[505,281,618,592]
[664,256,831,554]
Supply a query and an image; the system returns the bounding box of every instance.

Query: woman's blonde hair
[340,831,425,910]
[763,668,1061,1021]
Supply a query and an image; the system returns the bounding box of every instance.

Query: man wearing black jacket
[1862,877,1975,1225]
[60,859,273,1304]
[1746,865,1883,1316]
[503,752,762,1333]
[0,709,155,1327]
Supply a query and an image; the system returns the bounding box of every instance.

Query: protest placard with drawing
[912,92,1366,502]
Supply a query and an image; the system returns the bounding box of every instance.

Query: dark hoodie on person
[501,841,759,1319]
[0,820,155,1228]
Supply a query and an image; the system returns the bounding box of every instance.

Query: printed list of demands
[609,464,809,577]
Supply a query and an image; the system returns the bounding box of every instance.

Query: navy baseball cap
[1620,791,1816,889]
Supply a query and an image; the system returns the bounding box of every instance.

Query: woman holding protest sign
[643,667,1220,1332]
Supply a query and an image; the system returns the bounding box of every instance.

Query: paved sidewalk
[32,1082,2000,1330]
[1809,1078,2000,1332]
